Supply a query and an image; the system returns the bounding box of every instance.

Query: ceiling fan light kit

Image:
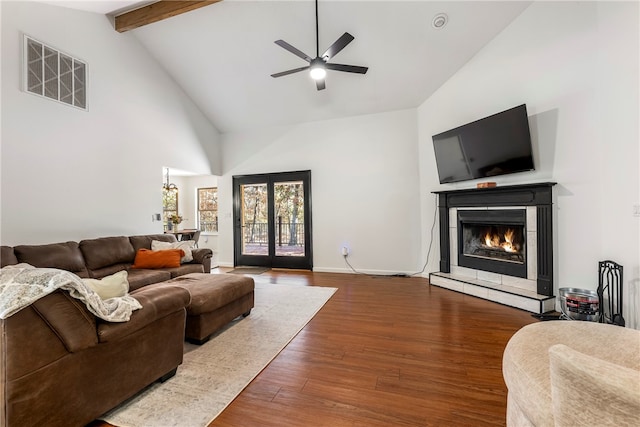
[309,61,327,81]
[271,0,368,91]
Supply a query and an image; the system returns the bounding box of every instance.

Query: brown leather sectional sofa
[0,234,214,426]
[0,233,213,288]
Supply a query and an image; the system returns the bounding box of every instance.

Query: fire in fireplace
[457,209,527,278]
[463,225,525,263]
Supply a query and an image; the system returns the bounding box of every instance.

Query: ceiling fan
[270,0,368,91]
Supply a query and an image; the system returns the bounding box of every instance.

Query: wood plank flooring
[211,270,536,427]
[91,270,537,427]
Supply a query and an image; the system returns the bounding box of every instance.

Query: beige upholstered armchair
[503,321,640,427]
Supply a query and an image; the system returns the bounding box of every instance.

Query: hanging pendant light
[162,167,178,191]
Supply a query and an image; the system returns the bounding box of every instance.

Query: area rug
[227,267,271,275]
[100,283,337,427]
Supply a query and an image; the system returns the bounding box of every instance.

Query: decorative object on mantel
[477,182,497,188]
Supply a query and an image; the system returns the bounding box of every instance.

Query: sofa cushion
[132,249,183,269]
[129,234,176,252]
[167,273,255,316]
[80,236,135,272]
[82,270,129,300]
[98,284,191,343]
[1,246,18,267]
[165,263,205,278]
[13,242,89,278]
[126,269,172,291]
[89,264,131,280]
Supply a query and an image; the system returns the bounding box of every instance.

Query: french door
[233,171,312,270]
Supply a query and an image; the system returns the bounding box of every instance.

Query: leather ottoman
[165,273,255,344]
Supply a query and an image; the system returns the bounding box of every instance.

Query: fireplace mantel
[434,182,556,297]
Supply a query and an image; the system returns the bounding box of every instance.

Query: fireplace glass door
[458,209,527,278]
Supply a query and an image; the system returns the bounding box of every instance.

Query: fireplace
[458,209,527,278]
[434,183,556,297]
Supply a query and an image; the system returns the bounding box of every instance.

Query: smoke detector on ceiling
[432,13,448,29]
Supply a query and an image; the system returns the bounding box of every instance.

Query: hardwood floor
[210,270,536,427]
[91,269,537,427]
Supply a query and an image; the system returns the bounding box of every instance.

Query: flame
[501,229,515,252]
[483,228,518,253]
[484,232,500,247]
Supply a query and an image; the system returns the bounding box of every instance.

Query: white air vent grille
[24,35,87,110]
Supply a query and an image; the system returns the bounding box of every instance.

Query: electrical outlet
[341,246,349,256]
[634,204,640,217]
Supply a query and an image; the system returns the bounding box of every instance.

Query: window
[198,187,218,232]
[163,188,178,229]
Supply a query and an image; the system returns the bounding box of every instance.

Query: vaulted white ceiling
[47,1,532,133]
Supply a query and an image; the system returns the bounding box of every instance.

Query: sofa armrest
[31,290,98,352]
[191,248,213,272]
[191,248,212,264]
[97,285,191,343]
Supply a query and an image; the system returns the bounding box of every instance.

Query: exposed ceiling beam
[115,1,221,33]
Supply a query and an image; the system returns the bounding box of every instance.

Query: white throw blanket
[0,264,142,321]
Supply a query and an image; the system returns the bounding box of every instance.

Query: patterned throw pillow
[151,240,195,263]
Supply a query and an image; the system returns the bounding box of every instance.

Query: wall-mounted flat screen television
[432,104,534,184]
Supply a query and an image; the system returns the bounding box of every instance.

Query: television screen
[432,104,534,184]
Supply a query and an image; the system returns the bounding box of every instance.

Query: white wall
[218,109,422,274]
[0,1,222,245]
[418,2,639,328]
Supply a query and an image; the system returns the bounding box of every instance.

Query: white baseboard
[312,266,417,276]
[214,263,423,277]
[216,261,234,268]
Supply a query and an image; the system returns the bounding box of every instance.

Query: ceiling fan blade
[321,32,354,60]
[271,66,309,78]
[274,40,312,63]
[326,63,368,74]
[316,79,326,91]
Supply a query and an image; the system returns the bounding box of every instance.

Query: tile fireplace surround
[429,183,556,314]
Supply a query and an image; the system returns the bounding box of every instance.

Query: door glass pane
[274,181,305,257]
[241,183,269,256]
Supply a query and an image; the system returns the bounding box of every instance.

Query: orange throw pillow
[131,248,184,269]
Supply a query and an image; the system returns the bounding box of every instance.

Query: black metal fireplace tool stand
[598,260,625,327]
[533,260,625,324]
